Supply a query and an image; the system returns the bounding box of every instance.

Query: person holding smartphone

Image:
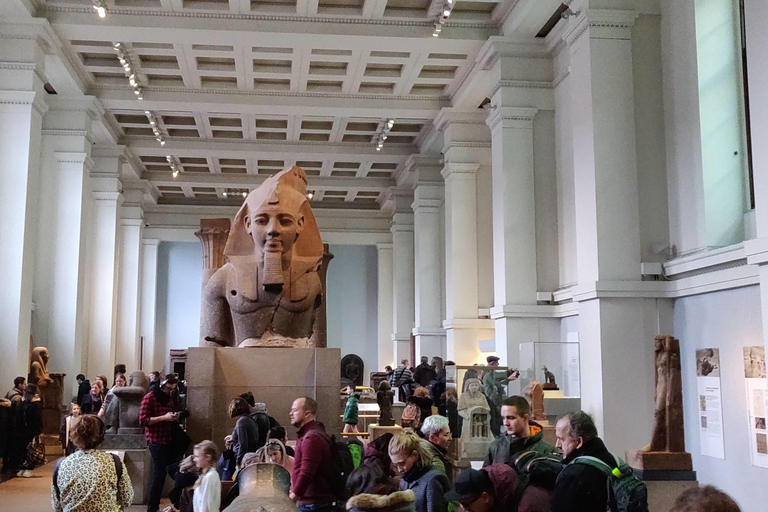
[139,373,181,512]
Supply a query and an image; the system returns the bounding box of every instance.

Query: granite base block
[187,347,342,444]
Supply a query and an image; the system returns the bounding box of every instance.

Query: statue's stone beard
[263,250,284,287]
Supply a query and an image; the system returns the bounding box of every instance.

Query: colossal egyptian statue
[201,167,324,347]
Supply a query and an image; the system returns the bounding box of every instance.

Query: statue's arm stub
[201,265,235,347]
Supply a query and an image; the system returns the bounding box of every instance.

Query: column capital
[0,90,48,117]
[476,36,550,72]
[486,106,539,132]
[433,108,488,132]
[54,151,94,172]
[376,242,393,252]
[142,238,161,247]
[385,187,415,213]
[441,162,480,180]
[563,8,639,47]
[412,198,443,213]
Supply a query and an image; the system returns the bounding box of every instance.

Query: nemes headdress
[224,166,323,261]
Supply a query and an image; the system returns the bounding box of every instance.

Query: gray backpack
[570,455,648,512]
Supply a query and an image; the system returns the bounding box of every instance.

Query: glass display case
[519,342,581,418]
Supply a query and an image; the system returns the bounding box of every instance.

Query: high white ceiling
[30,0,559,210]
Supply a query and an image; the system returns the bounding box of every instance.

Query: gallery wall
[154,242,379,383]
[325,244,379,381]
[155,242,203,373]
[675,285,768,511]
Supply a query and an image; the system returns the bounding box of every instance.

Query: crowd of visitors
[0,360,747,512]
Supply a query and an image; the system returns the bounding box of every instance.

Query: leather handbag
[26,435,46,467]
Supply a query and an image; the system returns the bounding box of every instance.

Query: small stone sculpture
[523,380,547,422]
[201,167,326,348]
[541,366,558,390]
[377,381,395,426]
[104,370,150,437]
[627,335,692,471]
[29,347,53,388]
[341,354,364,387]
[226,463,297,512]
[458,378,493,458]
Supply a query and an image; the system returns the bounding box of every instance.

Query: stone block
[187,347,341,445]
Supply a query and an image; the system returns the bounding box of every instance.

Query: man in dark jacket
[75,374,89,406]
[551,411,621,512]
[484,396,558,466]
[289,396,337,512]
[446,465,550,512]
[413,357,436,388]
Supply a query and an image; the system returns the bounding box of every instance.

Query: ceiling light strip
[113,42,143,100]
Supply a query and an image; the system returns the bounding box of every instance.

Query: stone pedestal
[105,449,153,505]
[40,373,65,436]
[626,450,693,471]
[632,468,698,512]
[187,347,341,445]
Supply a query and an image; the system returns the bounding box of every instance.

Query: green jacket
[343,393,360,425]
[482,427,559,467]
[482,370,507,403]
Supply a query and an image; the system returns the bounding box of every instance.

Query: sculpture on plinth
[201,166,328,348]
[102,371,151,448]
[541,366,558,390]
[377,381,395,426]
[458,378,493,458]
[627,335,692,471]
[29,346,65,436]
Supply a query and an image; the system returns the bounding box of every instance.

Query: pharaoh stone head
[466,378,481,397]
[225,166,323,288]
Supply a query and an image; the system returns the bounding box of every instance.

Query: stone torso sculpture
[524,380,547,422]
[202,167,325,348]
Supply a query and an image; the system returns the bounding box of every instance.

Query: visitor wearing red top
[288,396,338,512]
[139,373,180,512]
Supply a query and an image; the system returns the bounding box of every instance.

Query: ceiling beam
[95,87,447,119]
[143,171,396,190]
[127,137,414,159]
[43,9,497,43]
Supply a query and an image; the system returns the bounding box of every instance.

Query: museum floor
[0,461,170,512]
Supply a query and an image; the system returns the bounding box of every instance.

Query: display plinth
[368,424,403,441]
[625,450,693,471]
[186,347,341,445]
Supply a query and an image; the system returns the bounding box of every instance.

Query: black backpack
[310,431,356,501]
[510,450,564,512]
[569,455,648,512]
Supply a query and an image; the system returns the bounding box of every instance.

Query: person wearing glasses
[388,431,449,512]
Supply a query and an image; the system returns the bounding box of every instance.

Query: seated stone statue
[29,347,53,388]
[202,167,325,348]
[458,378,493,458]
[104,370,150,435]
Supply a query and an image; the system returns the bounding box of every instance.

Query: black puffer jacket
[550,437,616,512]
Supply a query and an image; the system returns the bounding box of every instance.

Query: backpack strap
[53,458,63,501]
[112,453,123,483]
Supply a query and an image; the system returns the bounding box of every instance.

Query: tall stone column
[561,8,661,452]
[436,111,494,364]
[115,185,145,372]
[376,243,394,370]
[86,146,124,379]
[389,189,415,365]
[486,107,539,371]
[0,27,48,381]
[140,239,160,372]
[409,156,446,360]
[34,96,99,386]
